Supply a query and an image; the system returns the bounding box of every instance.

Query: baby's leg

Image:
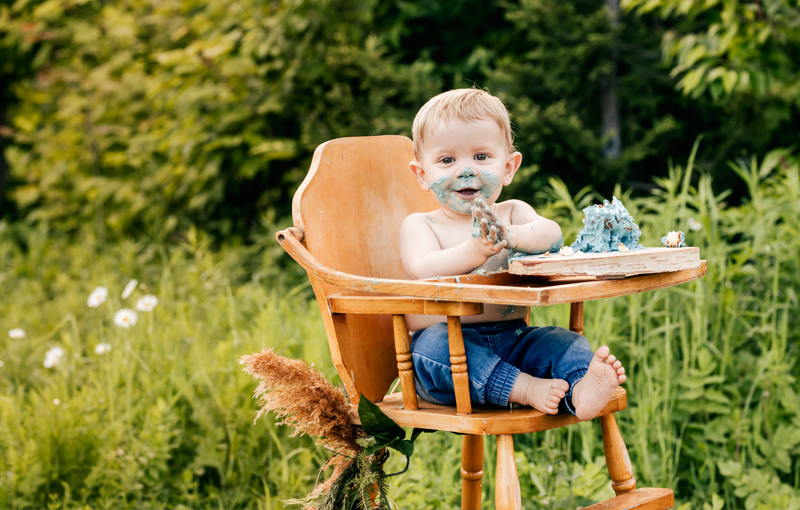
[411,323,521,407]
[571,346,626,421]
[508,373,568,415]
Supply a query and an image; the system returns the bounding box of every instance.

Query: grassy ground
[1,151,799,509]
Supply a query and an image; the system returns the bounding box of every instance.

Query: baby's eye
[475,153,488,161]
[440,157,455,164]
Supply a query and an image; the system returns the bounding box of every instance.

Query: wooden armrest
[329,295,483,316]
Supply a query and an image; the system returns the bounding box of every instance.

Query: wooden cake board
[508,247,700,278]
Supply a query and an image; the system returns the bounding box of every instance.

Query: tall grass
[1,148,799,509]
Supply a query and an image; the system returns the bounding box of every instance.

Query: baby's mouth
[455,188,480,198]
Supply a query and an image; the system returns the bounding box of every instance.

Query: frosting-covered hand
[471,199,511,256]
[471,199,515,251]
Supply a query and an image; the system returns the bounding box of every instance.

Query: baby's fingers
[488,225,501,245]
[483,204,500,223]
[481,218,491,238]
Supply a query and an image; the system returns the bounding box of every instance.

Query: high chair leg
[461,435,484,510]
[600,413,637,495]
[495,434,521,510]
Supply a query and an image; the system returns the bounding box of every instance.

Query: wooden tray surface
[508,247,700,278]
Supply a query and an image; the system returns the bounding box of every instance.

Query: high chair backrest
[292,136,439,403]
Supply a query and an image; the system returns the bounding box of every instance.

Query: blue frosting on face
[570,196,643,253]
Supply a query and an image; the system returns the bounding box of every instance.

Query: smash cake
[570,196,642,253]
[507,197,700,277]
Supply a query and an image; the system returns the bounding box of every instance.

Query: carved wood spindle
[461,435,484,510]
[495,435,521,510]
[600,413,637,495]
[392,314,418,410]
[447,316,472,415]
[569,301,584,335]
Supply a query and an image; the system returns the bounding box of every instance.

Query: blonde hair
[412,88,514,157]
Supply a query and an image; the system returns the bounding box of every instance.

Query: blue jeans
[411,319,593,415]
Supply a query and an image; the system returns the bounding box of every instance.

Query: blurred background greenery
[2,0,800,242]
[2,0,800,509]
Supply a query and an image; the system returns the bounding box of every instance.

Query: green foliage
[1,0,438,239]
[624,0,800,102]
[358,395,415,458]
[4,0,800,239]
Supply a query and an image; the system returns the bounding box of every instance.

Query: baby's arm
[473,199,564,254]
[400,213,505,279]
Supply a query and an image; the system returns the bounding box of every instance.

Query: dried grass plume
[239,348,361,455]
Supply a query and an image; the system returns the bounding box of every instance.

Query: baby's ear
[410,161,430,191]
[503,152,523,185]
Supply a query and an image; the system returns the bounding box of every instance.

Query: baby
[399,88,626,420]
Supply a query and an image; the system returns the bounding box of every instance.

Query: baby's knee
[411,322,450,363]
[539,326,592,350]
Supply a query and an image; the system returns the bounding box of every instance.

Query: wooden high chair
[276,135,706,510]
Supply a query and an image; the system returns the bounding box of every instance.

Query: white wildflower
[94,342,112,355]
[135,295,159,312]
[687,218,703,231]
[52,398,61,406]
[559,246,574,256]
[121,279,138,299]
[43,346,65,368]
[113,309,138,328]
[87,286,108,308]
[618,243,629,253]
[0,360,4,368]
[8,328,25,339]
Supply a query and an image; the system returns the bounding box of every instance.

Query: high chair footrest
[581,488,674,510]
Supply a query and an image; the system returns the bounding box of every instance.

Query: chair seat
[581,487,674,510]
[351,387,627,435]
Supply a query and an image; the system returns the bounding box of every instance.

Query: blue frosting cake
[570,197,643,253]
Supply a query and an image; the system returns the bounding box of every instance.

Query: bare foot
[571,346,626,421]
[508,373,569,415]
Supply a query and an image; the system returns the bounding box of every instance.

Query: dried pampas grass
[239,348,362,456]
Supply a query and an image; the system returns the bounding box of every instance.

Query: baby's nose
[457,166,477,179]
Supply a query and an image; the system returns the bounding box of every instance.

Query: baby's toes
[594,345,610,359]
[611,359,622,369]
[616,366,625,377]
[551,379,570,392]
[605,354,616,365]
[618,374,627,384]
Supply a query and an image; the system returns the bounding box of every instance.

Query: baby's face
[411,118,521,216]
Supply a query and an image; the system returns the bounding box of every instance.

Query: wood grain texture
[601,413,637,495]
[392,315,418,411]
[495,435,521,510]
[278,228,708,307]
[349,387,627,435]
[580,488,674,510]
[287,136,437,404]
[448,316,473,415]
[329,296,483,316]
[461,435,484,510]
[569,302,584,335]
[509,247,700,277]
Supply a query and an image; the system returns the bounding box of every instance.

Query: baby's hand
[471,199,515,253]
[471,199,510,256]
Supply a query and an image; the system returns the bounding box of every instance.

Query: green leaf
[410,428,433,443]
[394,439,414,458]
[358,394,406,446]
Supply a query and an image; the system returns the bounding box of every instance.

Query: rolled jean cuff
[484,361,520,406]
[562,368,587,415]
